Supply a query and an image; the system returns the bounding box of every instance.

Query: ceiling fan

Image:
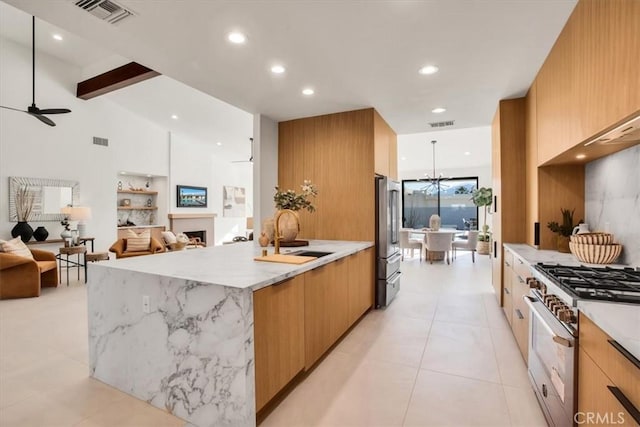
[231,137,254,163]
[0,16,71,127]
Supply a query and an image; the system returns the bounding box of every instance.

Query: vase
[33,226,49,241]
[11,221,34,242]
[429,214,441,231]
[557,235,570,253]
[258,232,270,247]
[275,210,300,243]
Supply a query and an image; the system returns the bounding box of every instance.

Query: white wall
[252,114,278,238]
[169,132,253,245]
[0,37,169,251]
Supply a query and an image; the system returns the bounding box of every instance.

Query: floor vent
[429,120,455,128]
[93,136,109,147]
[74,0,134,24]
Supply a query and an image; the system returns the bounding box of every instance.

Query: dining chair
[423,232,453,264]
[452,230,479,262]
[400,229,422,260]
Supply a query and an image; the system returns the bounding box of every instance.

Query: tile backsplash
[585,145,640,267]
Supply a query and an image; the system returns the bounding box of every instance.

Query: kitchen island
[87,240,373,427]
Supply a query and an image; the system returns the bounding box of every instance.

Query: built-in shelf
[117,190,158,195]
[117,206,158,210]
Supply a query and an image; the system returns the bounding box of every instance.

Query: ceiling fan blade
[38,108,71,115]
[0,105,27,113]
[27,112,56,127]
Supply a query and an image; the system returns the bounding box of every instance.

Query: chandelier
[418,140,449,195]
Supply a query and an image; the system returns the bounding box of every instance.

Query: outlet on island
[142,295,150,313]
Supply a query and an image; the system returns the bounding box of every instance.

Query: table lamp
[63,206,92,238]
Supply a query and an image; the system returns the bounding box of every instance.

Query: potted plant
[10,185,35,242]
[547,208,581,253]
[471,187,493,255]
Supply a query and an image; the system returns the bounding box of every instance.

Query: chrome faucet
[273,209,296,255]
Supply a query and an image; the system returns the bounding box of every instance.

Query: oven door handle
[523,296,573,348]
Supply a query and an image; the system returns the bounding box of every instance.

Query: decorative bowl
[569,233,613,245]
[569,242,622,264]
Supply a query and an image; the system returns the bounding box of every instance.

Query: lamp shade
[61,206,92,221]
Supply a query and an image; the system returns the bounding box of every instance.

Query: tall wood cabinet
[491,98,526,303]
[278,108,397,241]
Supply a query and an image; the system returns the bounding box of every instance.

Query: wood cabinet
[254,249,374,409]
[253,275,305,411]
[491,99,526,304]
[536,0,640,166]
[279,108,396,241]
[347,248,374,325]
[502,246,531,361]
[578,313,640,426]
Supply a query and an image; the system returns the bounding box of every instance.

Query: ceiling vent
[74,0,134,24]
[429,120,455,128]
[93,136,108,146]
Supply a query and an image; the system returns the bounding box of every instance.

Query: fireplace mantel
[168,213,216,219]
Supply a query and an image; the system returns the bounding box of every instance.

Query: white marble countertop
[93,239,373,291]
[503,243,640,360]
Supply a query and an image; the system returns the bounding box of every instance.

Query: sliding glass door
[402,178,478,230]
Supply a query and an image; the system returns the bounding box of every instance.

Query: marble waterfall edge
[88,267,255,427]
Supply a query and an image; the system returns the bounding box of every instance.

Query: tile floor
[0,251,547,427]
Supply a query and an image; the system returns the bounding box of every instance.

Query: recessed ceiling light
[432,107,446,114]
[302,88,314,96]
[464,151,471,156]
[171,114,178,120]
[216,142,222,146]
[52,34,63,41]
[576,154,586,159]
[227,32,246,44]
[418,65,439,75]
[120,171,126,175]
[271,65,285,74]
[401,157,407,161]
[146,174,152,178]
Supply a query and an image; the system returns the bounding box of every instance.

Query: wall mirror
[8,176,79,221]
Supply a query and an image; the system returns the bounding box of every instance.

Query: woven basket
[570,233,613,245]
[169,242,187,251]
[569,242,622,264]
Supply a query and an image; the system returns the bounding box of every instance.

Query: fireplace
[184,230,206,244]
[168,214,215,245]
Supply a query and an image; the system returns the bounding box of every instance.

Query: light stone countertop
[93,239,373,291]
[503,243,640,360]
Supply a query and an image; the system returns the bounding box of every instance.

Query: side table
[57,246,87,286]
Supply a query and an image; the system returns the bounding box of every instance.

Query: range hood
[584,114,640,146]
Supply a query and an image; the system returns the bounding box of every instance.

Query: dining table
[404,228,461,261]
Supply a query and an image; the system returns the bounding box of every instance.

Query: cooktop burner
[535,264,640,304]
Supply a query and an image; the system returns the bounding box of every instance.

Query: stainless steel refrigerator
[375,175,401,308]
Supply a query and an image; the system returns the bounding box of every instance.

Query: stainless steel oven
[524,294,576,427]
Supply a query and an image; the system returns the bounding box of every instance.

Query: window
[402,178,478,230]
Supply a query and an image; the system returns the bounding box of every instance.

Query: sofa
[0,249,58,299]
[109,237,165,259]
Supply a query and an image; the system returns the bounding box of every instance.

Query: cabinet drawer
[503,285,513,325]
[578,348,639,427]
[504,249,514,268]
[513,255,531,282]
[579,313,640,416]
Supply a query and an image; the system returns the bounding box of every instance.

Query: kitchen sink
[289,250,334,258]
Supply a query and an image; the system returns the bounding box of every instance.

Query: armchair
[109,237,165,259]
[0,249,58,299]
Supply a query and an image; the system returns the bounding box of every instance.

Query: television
[177,185,208,208]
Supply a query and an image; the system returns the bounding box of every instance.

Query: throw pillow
[124,229,151,252]
[161,231,177,244]
[0,237,34,259]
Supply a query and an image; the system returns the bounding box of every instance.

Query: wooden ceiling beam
[76,62,160,100]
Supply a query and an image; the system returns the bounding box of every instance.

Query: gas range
[534,263,640,305]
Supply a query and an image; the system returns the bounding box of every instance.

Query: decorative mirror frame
[8,176,79,222]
